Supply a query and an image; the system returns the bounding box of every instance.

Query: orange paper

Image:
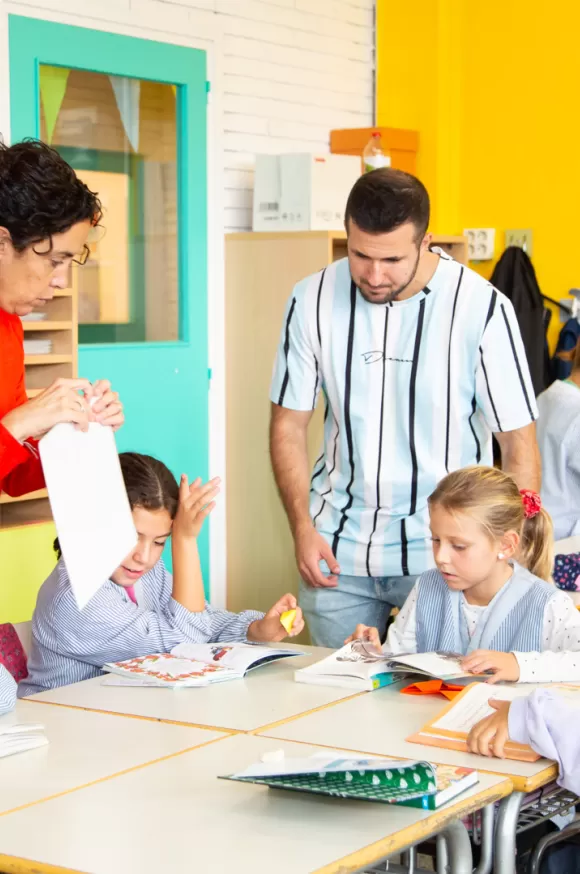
[401,679,464,700]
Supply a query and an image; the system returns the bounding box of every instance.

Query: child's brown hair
[428,466,553,581]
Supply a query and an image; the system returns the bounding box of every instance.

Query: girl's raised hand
[344,624,382,651]
[173,475,220,540]
[247,593,305,642]
[461,650,520,684]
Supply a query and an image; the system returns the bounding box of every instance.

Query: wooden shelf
[0,489,48,504]
[24,354,73,365]
[52,289,73,297]
[22,321,73,331]
[25,389,43,398]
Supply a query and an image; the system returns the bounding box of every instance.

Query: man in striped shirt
[270,169,540,648]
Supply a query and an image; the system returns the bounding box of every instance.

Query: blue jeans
[299,574,417,649]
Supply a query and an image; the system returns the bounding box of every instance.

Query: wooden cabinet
[0,287,78,529]
[225,231,466,616]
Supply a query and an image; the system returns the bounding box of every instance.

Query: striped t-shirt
[270,250,537,578]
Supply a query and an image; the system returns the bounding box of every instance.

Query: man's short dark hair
[0,139,102,251]
[345,168,430,240]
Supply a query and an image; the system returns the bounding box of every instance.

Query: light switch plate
[505,228,533,256]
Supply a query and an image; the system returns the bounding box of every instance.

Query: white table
[25,646,363,733]
[0,733,511,874]
[0,698,225,815]
[257,682,560,874]
[258,681,556,793]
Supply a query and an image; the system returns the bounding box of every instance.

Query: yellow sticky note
[280,609,296,634]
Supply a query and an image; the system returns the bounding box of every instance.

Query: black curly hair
[0,139,102,252]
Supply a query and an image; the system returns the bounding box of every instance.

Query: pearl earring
[498,552,506,560]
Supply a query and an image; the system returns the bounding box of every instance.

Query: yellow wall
[0,523,56,622]
[377,0,578,350]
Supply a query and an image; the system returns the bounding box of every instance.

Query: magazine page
[299,641,393,681]
[387,651,482,680]
[171,642,303,674]
[103,654,239,686]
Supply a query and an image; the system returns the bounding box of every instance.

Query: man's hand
[1,378,94,441]
[467,700,511,757]
[461,650,520,684]
[247,593,305,642]
[295,525,340,588]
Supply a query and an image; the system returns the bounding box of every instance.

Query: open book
[0,724,48,759]
[102,643,305,688]
[295,641,488,692]
[407,683,580,763]
[221,753,478,809]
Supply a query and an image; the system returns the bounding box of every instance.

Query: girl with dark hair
[20,452,304,696]
[0,140,124,500]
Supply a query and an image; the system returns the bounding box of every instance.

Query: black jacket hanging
[489,246,549,396]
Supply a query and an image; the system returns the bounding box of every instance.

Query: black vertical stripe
[401,520,409,577]
[500,304,535,421]
[366,308,389,577]
[479,347,502,431]
[312,358,319,410]
[484,289,497,327]
[316,269,325,348]
[408,299,426,516]
[468,394,482,462]
[444,267,464,473]
[331,281,357,557]
[277,297,296,406]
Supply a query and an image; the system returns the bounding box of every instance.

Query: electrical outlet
[464,228,495,261]
[505,228,533,256]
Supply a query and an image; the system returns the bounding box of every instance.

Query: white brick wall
[1,0,375,230]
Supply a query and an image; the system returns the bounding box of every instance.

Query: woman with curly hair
[0,139,124,500]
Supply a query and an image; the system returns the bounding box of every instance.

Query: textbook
[407,682,580,763]
[222,753,478,808]
[0,724,48,759]
[295,641,488,692]
[102,643,305,688]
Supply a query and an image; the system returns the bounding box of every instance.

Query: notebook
[102,643,305,688]
[0,724,48,759]
[221,753,478,808]
[407,682,580,762]
[295,641,489,692]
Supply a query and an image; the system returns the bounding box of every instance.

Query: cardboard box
[252,153,361,232]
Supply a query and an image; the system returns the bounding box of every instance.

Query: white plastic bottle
[362,131,391,173]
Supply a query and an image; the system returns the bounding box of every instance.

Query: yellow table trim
[0,856,82,874]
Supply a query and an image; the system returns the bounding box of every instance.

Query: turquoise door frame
[9,16,210,586]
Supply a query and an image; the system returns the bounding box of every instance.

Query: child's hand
[247,594,305,642]
[173,476,220,540]
[344,624,382,651]
[467,700,512,758]
[461,650,520,684]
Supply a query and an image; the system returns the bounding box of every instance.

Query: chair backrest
[12,621,32,657]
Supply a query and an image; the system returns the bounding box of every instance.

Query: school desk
[256,682,564,874]
[0,733,512,874]
[0,698,225,816]
[25,645,365,733]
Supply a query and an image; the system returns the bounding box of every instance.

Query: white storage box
[252,153,361,232]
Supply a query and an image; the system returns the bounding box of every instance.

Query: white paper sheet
[39,422,137,609]
[432,684,544,734]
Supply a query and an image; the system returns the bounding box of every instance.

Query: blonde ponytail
[519,508,554,581]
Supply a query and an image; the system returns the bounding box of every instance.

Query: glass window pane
[39,67,179,343]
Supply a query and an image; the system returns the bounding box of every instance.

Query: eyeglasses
[72,245,90,266]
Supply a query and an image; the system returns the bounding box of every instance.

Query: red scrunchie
[520,489,542,519]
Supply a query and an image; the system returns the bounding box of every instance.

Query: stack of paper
[23,338,53,355]
[0,724,48,759]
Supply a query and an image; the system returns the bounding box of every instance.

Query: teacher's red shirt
[0,308,45,496]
